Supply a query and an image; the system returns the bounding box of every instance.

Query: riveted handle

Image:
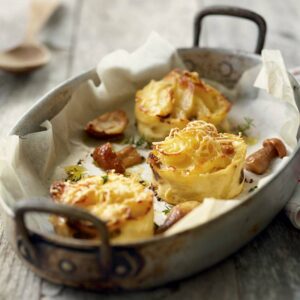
[193,6,267,54]
[14,198,112,277]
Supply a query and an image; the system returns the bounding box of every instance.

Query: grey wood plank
[234,212,300,300]
[0,223,41,300]
[70,0,202,76]
[0,1,79,300]
[0,0,82,137]
[201,0,300,67]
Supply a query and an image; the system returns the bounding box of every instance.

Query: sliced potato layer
[135,69,231,141]
[50,173,154,243]
[149,121,247,204]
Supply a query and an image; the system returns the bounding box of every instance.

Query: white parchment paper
[0,33,299,237]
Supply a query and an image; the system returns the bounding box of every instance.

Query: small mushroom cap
[85,110,128,138]
[263,138,287,158]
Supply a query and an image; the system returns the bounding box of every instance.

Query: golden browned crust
[149,121,247,204]
[50,174,154,242]
[50,181,66,201]
[135,69,231,141]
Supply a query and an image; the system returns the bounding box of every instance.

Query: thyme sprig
[122,135,152,149]
[64,165,87,182]
[102,174,108,184]
[233,117,255,137]
[162,207,171,215]
[248,185,258,193]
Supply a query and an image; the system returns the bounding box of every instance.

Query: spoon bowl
[0,0,60,74]
[0,43,51,73]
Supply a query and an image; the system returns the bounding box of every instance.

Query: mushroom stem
[245,138,287,175]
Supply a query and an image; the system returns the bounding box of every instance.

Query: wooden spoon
[0,0,60,73]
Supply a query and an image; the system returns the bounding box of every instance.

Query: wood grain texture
[0,0,300,299]
[0,1,78,300]
[0,0,79,137]
[202,0,300,66]
[234,212,300,300]
[0,222,40,300]
[70,0,201,75]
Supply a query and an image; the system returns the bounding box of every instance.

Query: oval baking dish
[1,6,300,291]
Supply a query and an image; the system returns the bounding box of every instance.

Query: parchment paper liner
[0,33,298,240]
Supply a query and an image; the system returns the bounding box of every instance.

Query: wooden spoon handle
[25,0,60,43]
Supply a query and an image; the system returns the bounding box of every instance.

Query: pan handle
[14,198,112,277]
[193,6,267,54]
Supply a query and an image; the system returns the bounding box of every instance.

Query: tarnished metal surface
[14,199,112,278]
[179,47,261,88]
[1,47,299,290]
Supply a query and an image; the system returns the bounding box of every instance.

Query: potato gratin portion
[50,173,154,243]
[135,69,231,141]
[149,121,247,204]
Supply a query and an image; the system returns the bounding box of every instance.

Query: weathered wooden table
[1,0,300,299]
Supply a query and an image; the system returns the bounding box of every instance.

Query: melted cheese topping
[51,173,154,243]
[149,121,247,204]
[135,69,231,141]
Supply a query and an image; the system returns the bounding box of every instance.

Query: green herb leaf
[162,208,171,215]
[135,136,146,147]
[64,165,86,182]
[233,117,255,137]
[122,136,135,144]
[135,136,152,149]
[121,135,152,149]
[248,185,258,193]
[102,174,109,184]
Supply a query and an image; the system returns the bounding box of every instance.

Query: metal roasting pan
[1,6,300,291]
